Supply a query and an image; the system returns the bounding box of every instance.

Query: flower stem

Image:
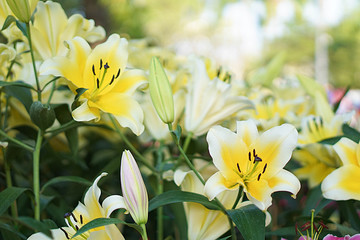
[33,130,43,220]
[140,223,148,240]
[4,151,18,218]
[0,129,34,152]
[155,143,164,240]
[182,132,193,153]
[26,22,41,102]
[231,186,243,209]
[108,114,157,173]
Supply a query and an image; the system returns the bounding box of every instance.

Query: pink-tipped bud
[120,150,148,225]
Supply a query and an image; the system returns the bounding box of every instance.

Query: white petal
[268,169,301,198]
[72,100,99,122]
[102,195,127,217]
[204,172,234,200]
[174,169,204,195]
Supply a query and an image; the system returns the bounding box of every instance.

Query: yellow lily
[5,0,38,23]
[31,1,105,60]
[321,137,360,201]
[204,119,300,210]
[293,143,341,188]
[184,57,253,136]
[40,34,146,135]
[27,173,126,240]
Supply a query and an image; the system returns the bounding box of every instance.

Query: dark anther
[237,163,241,173]
[253,149,256,157]
[60,227,70,239]
[76,225,79,231]
[104,62,109,69]
[217,66,222,77]
[262,163,267,173]
[100,59,103,70]
[115,68,121,78]
[64,212,72,218]
[254,156,262,162]
[248,152,251,161]
[109,75,115,85]
[96,78,100,88]
[71,212,77,222]
[319,117,324,126]
[92,65,96,75]
[257,173,262,181]
[80,215,83,224]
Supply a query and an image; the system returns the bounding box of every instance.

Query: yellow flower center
[90,58,121,99]
[236,149,267,183]
[61,212,89,239]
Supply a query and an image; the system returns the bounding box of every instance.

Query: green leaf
[17,217,51,237]
[302,185,332,215]
[1,15,16,31]
[40,176,92,193]
[149,190,221,212]
[54,104,79,156]
[74,88,88,102]
[0,187,28,215]
[0,80,36,90]
[15,20,28,38]
[342,123,360,143]
[265,226,296,238]
[338,200,360,231]
[318,136,343,145]
[335,223,359,236]
[227,204,265,240]
[0,223,26,239]
[73,218,141,238]
[170,125,182,143]
[4,82,33,113]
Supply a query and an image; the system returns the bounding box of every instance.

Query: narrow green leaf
[17,217,52,237]
[227,204,265,240]
[335,223,358,236]
[149,190,221,212]
[302,185,332,215]
[0,187,28,215]
[338,200,360,231]
[0,223,26,239]
[265,226,296,238]
[74,88,88,101]
[342,123,360,143]
[1,15,16,31]
[318,136,343,145]
[4,83,33,113]
[0,80,36,90]
[15,20,28,38]
[40,176,92,193]
[73,218,141,238]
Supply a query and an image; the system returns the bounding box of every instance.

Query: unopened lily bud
[149,56,174,124]
[120,150,148,225]
[6,0,39,23]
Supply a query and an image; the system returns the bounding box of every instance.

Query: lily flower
[184,57,253,136]
[31,1,105,60]
[204,120,300,210]
[5,0,38,23]
[121,150,148,225]
[321,137,360,201]
[40,34,146,135]
[28,173,126,240]
[175,169,270,240]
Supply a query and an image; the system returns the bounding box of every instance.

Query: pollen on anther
[80,215,83,224]
[60,227,70,239]
[248,152,251,161]
[71,212,78,222]
[100,59,103,70]
[109,75,115,85]
[96,78,100,88]
[237,163,241,173]
[262,163,267,174]
[257,173,262,181]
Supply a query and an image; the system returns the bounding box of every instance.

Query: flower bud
[120,150,148,225]
[149,56,174,124]
[6,0,39,23]
[30,101,55,130]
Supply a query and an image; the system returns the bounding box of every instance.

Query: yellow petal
[89,93,144,135]
[321,165,360,201]
[72,100,100,122]
[334,137,358,166]
[294,163,335,188]
[84,173,107,219]
[102,195,126,218]
[111,69,147,95]
[268,169,300,198]
[254,123,298,179]
[204,172,239,200]
[245,179,272,210]
[84,34,128,94]
[236,120,259,148]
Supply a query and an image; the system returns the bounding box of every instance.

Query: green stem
[182,132,193,153]
[108,114,157,173]
[140,224,148,240]
[33,130,43,220]
[231,186,243,209]
[4,150,18,218]
[0,129,34,152]
[46,81,56,106]
[26,23,41,102]
[156,143,164,240]
[310,209,315,238]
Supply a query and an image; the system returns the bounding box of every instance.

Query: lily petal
[333,137,358,166]
[321,165,360,201]
[236,120,259,147]
[268,169,301,198]
[111,69,147,95]
[245,179,273,211]
[204,172,238,200]
[84,172,107,219]
[102,195,127,218]
[72,100,100,122]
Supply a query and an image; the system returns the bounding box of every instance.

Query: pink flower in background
[323,234,360,240]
